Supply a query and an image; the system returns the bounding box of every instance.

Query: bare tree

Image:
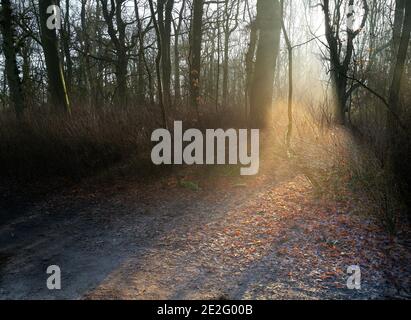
[100,0,130,107]
[39,0,70,112]
[173,0,186,105]
[189,0,204,119]
[222,0,239,107]
[249,0,281,128]
[322,0,369,125]
[280,0,293,149]
[149,0,168,128]
[158,0,174,108]
[0,0,25,117]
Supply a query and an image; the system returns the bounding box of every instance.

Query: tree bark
[323,0,369,125]
[39,0,70,112]
[158,0,174,108]
[245,20,257,124]
[280,0,293,149]
[387,0,411,172]
[62,0,72,94]
[100,0,128,107]
[0,0,25,117]
[134,0,147,104]
[80,0,94,107]
[173,0,185,105]
[222,0,230,107]
[222,0,239,108]
[149,0,168,128]
[189,0,204,119]
[249,0,281,128]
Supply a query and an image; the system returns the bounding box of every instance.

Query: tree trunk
[249,0,281,128]
[323,0,369,125]
[62,0,72,94]
[80,0,93,107]
[245,20,257,124]
[323,0,347,125]
[137,47,146,103]
[173,21,181,104]
[100,0,128,107]
[134,0,146,103]
[173,0,185,105]
[391,0,406,58]
[149,0,168,128]
[387,0,411,172]
[222,28,229,108]
[39,0,70,112]
[222,0,230,107]
[215,3,221,113]
[280,0,293,149]
[158,0,174,108]
[21,38,33,107]
[116,48,128,107]
[0,0,25,117]
[115,0,127,107]
[189,0,204,118]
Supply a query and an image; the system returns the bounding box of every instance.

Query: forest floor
[0,135,410,300]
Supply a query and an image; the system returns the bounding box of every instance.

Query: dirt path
[0,160,410,300]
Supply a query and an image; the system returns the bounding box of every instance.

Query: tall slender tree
[0,0,25,117]
[189,0,204,119]
[100,0,129,107]
[222,0,239,108]
[62,0,72,93]
[158,0,174,108]
[173,0,185,105]
[149,0,168,128]
[39,0,70,112]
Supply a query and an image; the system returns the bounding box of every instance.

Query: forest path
[0,154,410,299]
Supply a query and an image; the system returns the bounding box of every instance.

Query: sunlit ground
[80,102,409,299]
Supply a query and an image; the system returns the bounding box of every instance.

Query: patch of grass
[179,180,200,191]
